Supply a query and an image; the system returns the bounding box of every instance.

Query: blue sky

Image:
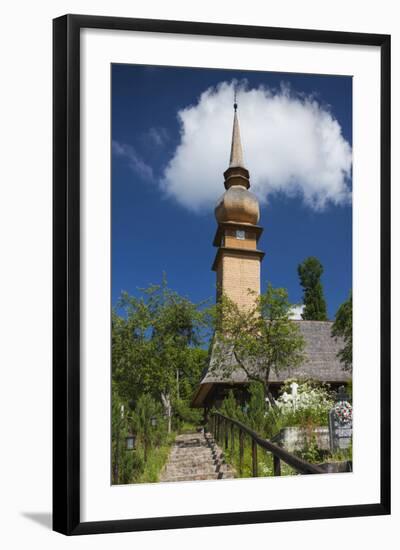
[111,64,352,320]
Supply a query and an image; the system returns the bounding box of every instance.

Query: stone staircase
[160,430,235,483]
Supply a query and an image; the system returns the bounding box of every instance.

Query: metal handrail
[209,412,325,476]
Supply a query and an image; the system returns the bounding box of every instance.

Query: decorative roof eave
[191,383,214,408]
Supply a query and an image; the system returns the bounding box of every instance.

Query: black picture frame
[53,14,391,536]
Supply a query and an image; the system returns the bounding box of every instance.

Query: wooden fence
[209,412,325,476]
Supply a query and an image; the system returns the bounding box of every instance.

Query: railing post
[239,430,244,476]
[210,412,323,476]
[252,439,258,477]
[273,454,281,476]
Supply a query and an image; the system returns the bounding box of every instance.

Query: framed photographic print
[53,14,391,535]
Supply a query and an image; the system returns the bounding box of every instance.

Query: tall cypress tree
[331,290,352,371]
[297,257,328,320]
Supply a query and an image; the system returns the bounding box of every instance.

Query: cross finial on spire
[234,86,238,112]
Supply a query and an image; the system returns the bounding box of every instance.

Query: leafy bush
[220,383,268,432]
[274,380,334,427]
[173,398,203,427]
[220,390,244,422]
[131,394,167,461]
[120,450,144,484]
[219,380,334,439]
[297,435,322,463]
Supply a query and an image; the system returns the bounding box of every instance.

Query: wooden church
[192,101,350,410]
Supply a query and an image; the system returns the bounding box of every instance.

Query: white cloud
[161,81,352,212]
[147,126,169,147]
[289,305,305,320]
[112,140,154,181]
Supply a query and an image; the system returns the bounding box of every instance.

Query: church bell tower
[212,100,264,310]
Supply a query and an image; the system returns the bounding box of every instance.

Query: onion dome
[215,186,259,224]
[215,101,260,225]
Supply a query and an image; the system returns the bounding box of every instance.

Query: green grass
[179,421,201,434]
[220,434,297,478]
[132,432,177,484]
[324,446,352,464]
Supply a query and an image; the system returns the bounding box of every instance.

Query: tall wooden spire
[212,99,264,310]
[229,106,245,168]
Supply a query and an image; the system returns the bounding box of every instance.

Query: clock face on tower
[236,229,245,240]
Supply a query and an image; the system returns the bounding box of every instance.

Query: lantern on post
[125,432,136,450]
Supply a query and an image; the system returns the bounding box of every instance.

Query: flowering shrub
[277,381,333,412]
[270,380,335,429]
[333,401,352,424]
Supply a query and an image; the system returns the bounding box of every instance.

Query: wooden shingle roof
[200,320,350,385]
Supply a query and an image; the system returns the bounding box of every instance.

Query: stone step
[160,431,235,483]
[163,465,232,475]
[166,460,216,467]
[167,456,226,466]
[162,473,234,482]
[169,451,213,457]
[170,455,216,464]
[163,470,217,477]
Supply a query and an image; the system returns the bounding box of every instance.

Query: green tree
[298,257,328,320]
[332,291,352,371]
[112,278,209,432]
[220,390,243,421]
[212,283,305,408]
[247,382,267,432]
[112,304,154,402]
